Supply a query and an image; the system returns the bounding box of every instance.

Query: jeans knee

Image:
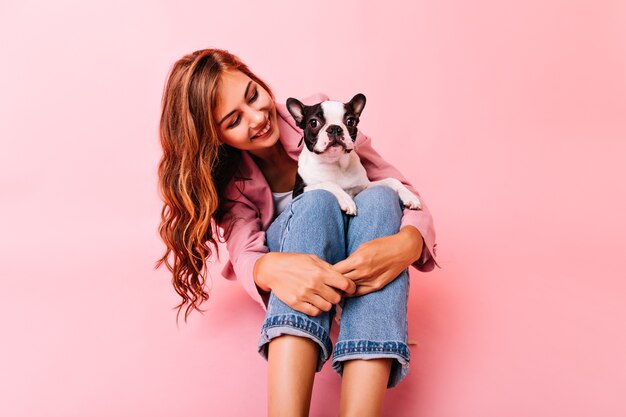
[356,186,403,217]
[293,189,342,214]
[362,185,398,202]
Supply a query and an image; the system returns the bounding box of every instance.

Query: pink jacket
[217,92,440,311]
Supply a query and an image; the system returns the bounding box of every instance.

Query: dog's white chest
[299,151,369,196]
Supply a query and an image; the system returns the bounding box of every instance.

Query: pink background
[1,0,625,416]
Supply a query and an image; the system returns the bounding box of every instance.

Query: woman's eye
[227,89,258,129]
[249,89,258,103]
[228,116,240,128]
[309,119,318,128]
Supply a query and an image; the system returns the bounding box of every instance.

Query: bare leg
[338,358,393,417]
[267,335,320,417]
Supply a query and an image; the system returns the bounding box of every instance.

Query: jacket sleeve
[355,131,441,272]
[217,183,270,311]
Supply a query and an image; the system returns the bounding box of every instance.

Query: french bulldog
[285,93,422,215]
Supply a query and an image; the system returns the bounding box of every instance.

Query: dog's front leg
[304,182,358,215]
[365,178,422,210]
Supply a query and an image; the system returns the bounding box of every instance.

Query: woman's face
[213,70,279,151]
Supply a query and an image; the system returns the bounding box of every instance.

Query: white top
[271,190,293,218]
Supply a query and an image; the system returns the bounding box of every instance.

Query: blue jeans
[256,186,411,388]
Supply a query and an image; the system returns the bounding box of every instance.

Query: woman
[156,48,440,417]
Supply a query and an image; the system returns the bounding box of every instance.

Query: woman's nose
[249,107,265,127]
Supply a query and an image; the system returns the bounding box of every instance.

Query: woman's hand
[254,252,357,316]
[331,226,424,297]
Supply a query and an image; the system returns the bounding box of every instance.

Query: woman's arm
[217,192,271,310]
[219,186,355,315]
[331,130,440,295]
[355,131,440,271]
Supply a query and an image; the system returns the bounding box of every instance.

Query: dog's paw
[399,189,422,210]
[337,194,358,216]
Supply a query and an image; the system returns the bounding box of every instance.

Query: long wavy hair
[155,48,275,324]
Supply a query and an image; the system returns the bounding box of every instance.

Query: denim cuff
[257,313,333,372]
[331,340,411,388]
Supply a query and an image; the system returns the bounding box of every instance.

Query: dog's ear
[347,93,366,117]
[286,98,306,128]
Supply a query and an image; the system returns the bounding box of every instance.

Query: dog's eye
[346,117,355,127]
[309,119,318,128]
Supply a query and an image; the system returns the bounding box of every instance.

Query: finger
[354,272,395,296]
[317,285,343,306]
[305,293,334,314]
[295,301,322,317]
[343,269,367,281]
[332,256,358,274]
[345,284,368,297]
[354,284,374,297]
[311,256,357,295]
[326,270,357,295]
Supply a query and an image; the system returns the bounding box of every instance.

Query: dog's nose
[326,125,343,136]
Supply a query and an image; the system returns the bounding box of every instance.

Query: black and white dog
[286,93,422,215]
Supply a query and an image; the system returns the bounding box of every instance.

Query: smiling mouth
[251,118,272,139]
